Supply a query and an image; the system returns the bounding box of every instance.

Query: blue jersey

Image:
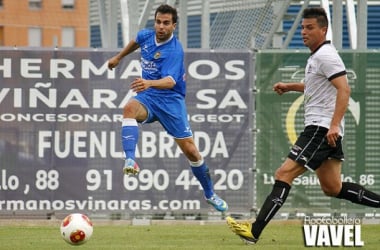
[133,29,192,139]
[135,29,186,97]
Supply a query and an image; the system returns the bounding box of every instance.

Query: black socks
[251,180,380,239]
[337,182,380,207]
[252,180,291,238]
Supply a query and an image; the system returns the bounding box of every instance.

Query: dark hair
[303,7,328,28]
[155,4,178,24]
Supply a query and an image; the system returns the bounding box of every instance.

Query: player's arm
[131,76,175,93]
[273,82,305,95]
[108,40,140,70]
[326,75,350,146]
[131,49,182,92]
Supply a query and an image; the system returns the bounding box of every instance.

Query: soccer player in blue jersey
[107,4,228,212]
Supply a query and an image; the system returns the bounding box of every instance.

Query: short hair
[155,4,178,24]
[302,7,328,28]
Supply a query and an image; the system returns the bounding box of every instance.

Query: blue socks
[121,118,138,160]
[191,160,214,199]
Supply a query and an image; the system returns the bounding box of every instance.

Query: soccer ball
[60,213,93,245]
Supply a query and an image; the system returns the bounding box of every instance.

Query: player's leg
[245,127,319,239]
[253,159,305,237]
[121,99,148,175]
[317,159,380,207]
[227,158,305,244]
[175,137,213,199]
[316,159,342,196]
[156,94,228,211]
[175,137,228,212]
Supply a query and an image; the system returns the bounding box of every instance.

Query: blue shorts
[133,91,193,139]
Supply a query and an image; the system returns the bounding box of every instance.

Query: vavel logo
[303,216,364,247]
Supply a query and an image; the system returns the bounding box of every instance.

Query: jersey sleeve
[319,50,347,81]
[135,29,151,46]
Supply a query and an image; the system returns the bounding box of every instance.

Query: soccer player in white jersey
[227,7,380,244]
[107,4,228,212]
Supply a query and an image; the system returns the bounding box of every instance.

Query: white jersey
[303,41,347,136]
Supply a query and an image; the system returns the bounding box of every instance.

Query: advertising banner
[0,48,253,215]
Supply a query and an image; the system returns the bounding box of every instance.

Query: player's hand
[131,78,150,93]
[108,56,120,70]
[273,82,288,95]
[326,125,340,147]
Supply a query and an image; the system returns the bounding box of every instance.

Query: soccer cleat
[206,194,228,212]
[123,158,140,175]
[226,216,258,244]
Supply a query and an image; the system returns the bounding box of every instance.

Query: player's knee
[176,139,200,161]
[274,166,301,185]
[122,105,131,117]
[321,185,340,197]
[274,168,283,179]
[123,104,134,116]
[183,148,200,161]
[274,167,292,180]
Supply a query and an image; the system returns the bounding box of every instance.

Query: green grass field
[0,220,379,249]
